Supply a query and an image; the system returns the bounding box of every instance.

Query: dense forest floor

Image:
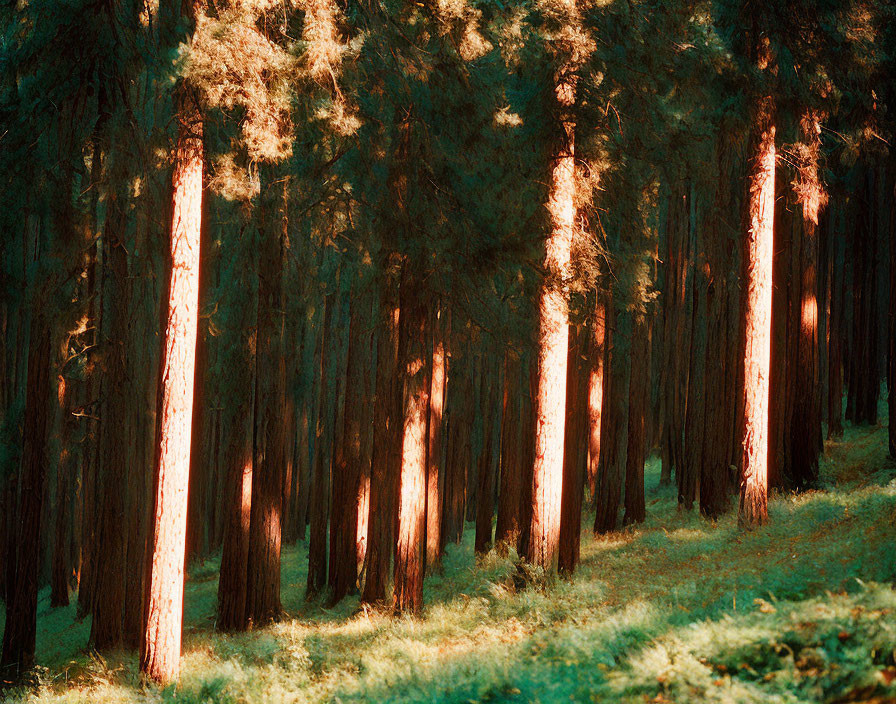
[4,413,896,703]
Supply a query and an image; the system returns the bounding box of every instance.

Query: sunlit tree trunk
[393,283,429,613]
[527,66,575,571]
[790,112,824,487]
[139,90,203,685]
[586,297,606,499]
[356,307,377,569]
[0,315,51,679]
[739,80,775,529]
[425,310,446,570]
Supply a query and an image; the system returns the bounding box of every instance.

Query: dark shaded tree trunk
[475,347,501,555]
[559,322,588,573]
[90,176,130,651]
[216,318,255,632]
[329,288,369,604]
[682,252,707,511]
[0,315,51,679]
[361,273,401,606]
[623,316,649,526]
[495,350,523,551]
[828,206,845,438]
[594,303,632,534]
[889,163,896,458]
[246,182,288,625]
[307,290,337,599]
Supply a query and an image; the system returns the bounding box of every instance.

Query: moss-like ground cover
[4,415,895,703]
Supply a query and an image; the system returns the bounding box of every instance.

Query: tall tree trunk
[682,254,707,510]
[790,112,824,487]
[889,163,896,458]
[393,281,429,613]
[623,316,649,526]
[139,89,203,685]
[361,274,400,606]
[51,359,77,608]
[328,290,367,604]
[828,206,845,438]
[594,304,632,534]
[90,174,130,651]
[739,79,775,528]
[558,322,588,574]
[586,297,606,499]
[474,347,501,555]
[217,324,255,632]
[527,65,575,571]
[246,183,287,624]
[307,290,337,599]
[425,310,446,570]
[0,315,51,679]
[495,350,523,551]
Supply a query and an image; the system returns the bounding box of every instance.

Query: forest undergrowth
[4,409,895,704]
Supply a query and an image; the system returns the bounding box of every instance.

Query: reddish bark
[425,311,446,570]
[739,84,775,529]
[790,112,824,488]
[594,304,632,534]
[528,66,575,571]
[558,322,589,573]
[140,89,203,685]
[586,297,606,499]
[393,288,430,613]
[361,276,401,606]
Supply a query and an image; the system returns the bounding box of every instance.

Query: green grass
[4,416,896,703]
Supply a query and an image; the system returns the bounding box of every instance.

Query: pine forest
[1,0,896,701]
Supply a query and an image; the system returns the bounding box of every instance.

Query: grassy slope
[4,415,896,703]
